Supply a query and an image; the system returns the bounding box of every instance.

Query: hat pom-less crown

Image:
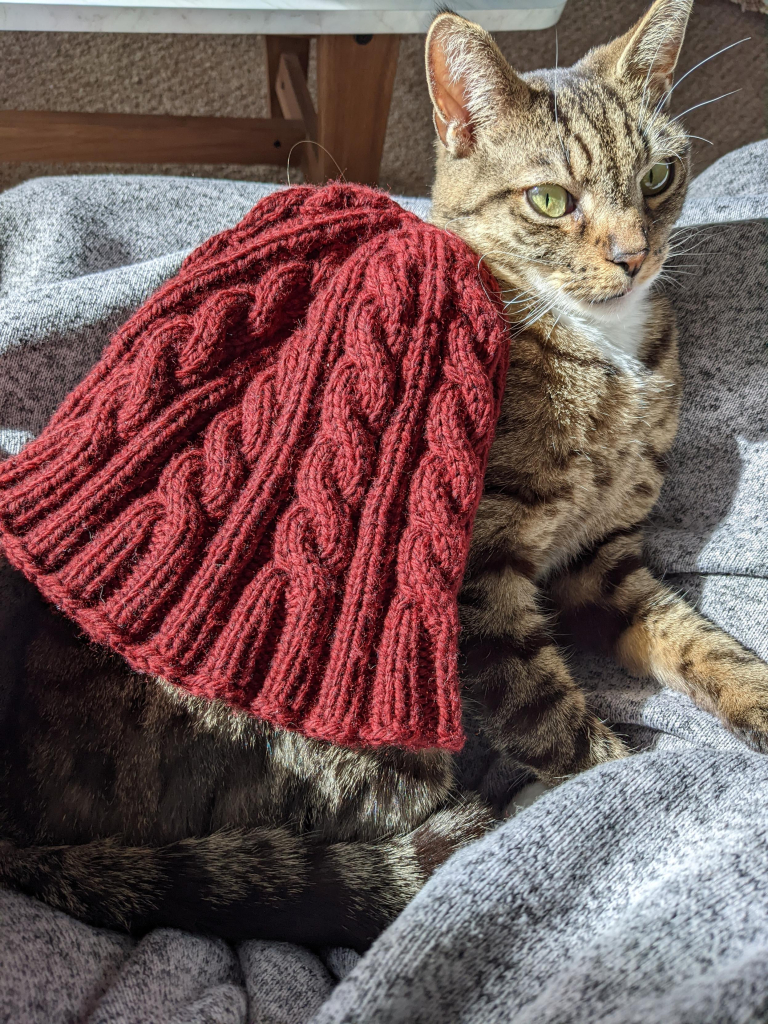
[0,184,508,751]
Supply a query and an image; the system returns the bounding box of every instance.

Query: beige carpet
[0,0,764,197]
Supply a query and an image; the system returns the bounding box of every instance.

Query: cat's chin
[566,276,657,322]
[592,290,630,306]
[524,269,659,327]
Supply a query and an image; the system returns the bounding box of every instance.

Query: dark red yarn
[0,183,508,751]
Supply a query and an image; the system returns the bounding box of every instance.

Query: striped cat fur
[3,0,768,950]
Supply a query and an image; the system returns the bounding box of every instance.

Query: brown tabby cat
[2,0,767,951]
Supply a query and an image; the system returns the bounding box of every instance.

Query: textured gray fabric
[0,143,766,1022]
[238,942,334,1023]
[677,140,768,228]
[0,888,132,1023]
[311,747,768,1024]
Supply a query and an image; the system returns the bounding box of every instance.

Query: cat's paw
[579,714,631,768]
[542,714,629,783]
[716,659,768,754]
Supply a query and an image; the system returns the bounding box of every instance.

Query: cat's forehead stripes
[525,75,653,200]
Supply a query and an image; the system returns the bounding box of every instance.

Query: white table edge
[0,1,566,33]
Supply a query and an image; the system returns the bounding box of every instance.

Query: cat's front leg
[551,528,768,751]
[459,566,628,784]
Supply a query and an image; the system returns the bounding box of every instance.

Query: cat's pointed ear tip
[663,0,694,13]
[426,8,475,50]
[640,0,693,19]
[429,7,469,26]
[603,0,693,97]
[430,5,460,22]
[635,0,694,38]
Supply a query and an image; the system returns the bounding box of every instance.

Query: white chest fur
[553,282,653,373]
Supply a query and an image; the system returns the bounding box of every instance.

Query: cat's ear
[425,11,529,157]
[597,0,693,107]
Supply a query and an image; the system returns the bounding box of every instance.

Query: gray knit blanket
[1,141,767,1023]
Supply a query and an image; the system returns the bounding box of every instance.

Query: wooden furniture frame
[0,34,399,185]
[0,2,566,184]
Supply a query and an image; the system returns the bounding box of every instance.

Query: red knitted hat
[0,183,507,751]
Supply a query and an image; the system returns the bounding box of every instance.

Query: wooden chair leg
[275,51,319,181]
[315,34,400,186]
[265,36,310,118]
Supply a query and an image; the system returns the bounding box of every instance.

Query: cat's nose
[609,248,648,278]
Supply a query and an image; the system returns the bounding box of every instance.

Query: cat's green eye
[527,184,574,218]
[641,161,672,196]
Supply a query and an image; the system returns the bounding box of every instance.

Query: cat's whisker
[662,270,695,279]
[666,233,710,246]
[667,258,716,266]
[669,226,710,242]
[442,219,463,233]
[666,247,722,260]
[553,29,570,168]
[504,304,539,320]
[671,89,742,124]
[523,303,556,324]
[670,237,720,254]
[659,257,697,269]
[476,260,535,327]
[666,238,711,250]
[665,254,710,263]
[546,312,562,341]
[655,269,693,287]
[642,100,680,142]
[664,38,750,104]
[483,245,570,270]
[286,140,346,186]
[505,290,551,322]
[513,296,559,333]
[686,134,714,146]
[665,255,708,265]
[665,234,721,256]
[511,294,547,317]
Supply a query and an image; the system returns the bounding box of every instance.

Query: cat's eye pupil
[641,161,672,196]
[527,184,572,218]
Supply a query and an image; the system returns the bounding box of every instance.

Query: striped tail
[0,801,494,950]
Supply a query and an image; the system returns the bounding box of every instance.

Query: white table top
[0,0,565,34]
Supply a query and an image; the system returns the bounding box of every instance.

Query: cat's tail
[0,799,495,950]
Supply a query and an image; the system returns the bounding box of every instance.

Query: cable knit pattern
[0,183,508,751]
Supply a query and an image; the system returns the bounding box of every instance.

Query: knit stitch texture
[0,183,508,751]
